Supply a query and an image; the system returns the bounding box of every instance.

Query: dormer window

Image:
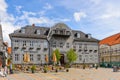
[74,33,80,38]
[86,34,91,39]
[37,30,40,34]
[21,29,25,33]
[88,34,91,39]
[77,33,80,38]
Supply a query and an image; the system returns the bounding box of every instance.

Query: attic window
[21,29,25,33]
[37,30,40,34]
[74,33,80,38]
[77,33,80,38]
[85,34,91,39]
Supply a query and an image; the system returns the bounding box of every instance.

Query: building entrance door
[60,54,64,65]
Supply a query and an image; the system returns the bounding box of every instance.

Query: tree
[66,48,78,66]
[52,49,61,64]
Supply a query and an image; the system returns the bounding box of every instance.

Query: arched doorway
[60,54,65,65]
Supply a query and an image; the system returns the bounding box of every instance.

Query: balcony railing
[52,30,71,36]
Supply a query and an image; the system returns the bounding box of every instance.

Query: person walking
[9,63,13,74]
[3,66,7,77]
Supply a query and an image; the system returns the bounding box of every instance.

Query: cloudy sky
[0,0,120,46]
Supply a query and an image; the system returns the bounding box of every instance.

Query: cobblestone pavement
[0,68,120,80]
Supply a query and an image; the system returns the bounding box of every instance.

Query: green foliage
[52,49,61,63]
[66,48,78,64]
[31,65,36,71]
[12,64,15,70]
[43,66,48,73]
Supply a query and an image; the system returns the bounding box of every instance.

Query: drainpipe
[46,39,51,65]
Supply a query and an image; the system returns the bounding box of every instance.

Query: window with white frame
[37,30,40,34]
[44,41,48,48]
[15,54,19,61]
[66,43,69,48]
[30,54,34,61]
[77,33,80,38]
[37,54,41,61]
[21,29,25,33]
[79,55,82,61]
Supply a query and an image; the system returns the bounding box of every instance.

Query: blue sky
[0,0,120,46]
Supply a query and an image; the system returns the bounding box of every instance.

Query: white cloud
[43,3,53,10]
[99,3,120,19]
[1,22,20,46]
[18,11,70,26]
[89,0,102,5]
[27,17,55,26]
[0,0,20,46]
[0,0,7,12]
[73,12,86,22]
[15,5,23,13]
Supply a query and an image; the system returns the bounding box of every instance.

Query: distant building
[99,33,120,66]
[9,23,99,65]
[0,24,8,67]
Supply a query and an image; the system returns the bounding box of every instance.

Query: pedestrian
[3,66,7,77]
[9,64,13,74]
[0,68,5,77]
[89,64,93,69]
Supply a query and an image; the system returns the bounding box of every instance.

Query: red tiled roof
[99,33,120,46]
[7,47,11,54]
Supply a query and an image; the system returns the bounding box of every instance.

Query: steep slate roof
[99,33,120,46]
[9,25,50,39]
[72,30,99,42]
[9,23,99,42]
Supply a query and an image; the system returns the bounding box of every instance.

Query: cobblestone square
[0,68,120,80]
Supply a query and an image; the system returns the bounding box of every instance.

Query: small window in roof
[77,33,80,38]
[37,30,40,34]
[21,29,25,33]
[74,33,80,38]
[85,34,91,39]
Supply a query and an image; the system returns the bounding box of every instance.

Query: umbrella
[53,53,57,65]
[26,53,30,62]
[24,53,30,62]
[45,54,48,63]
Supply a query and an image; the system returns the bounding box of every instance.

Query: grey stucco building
[9,23,99,65]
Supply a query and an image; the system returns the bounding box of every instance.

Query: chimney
[32,24,35,27]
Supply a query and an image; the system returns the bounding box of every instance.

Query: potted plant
[43,66,48,73]
[31,65,36,73]
[82,63,86,69]
[66,68,69,72]
[65,64,69,72]
[55,69,58,72]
